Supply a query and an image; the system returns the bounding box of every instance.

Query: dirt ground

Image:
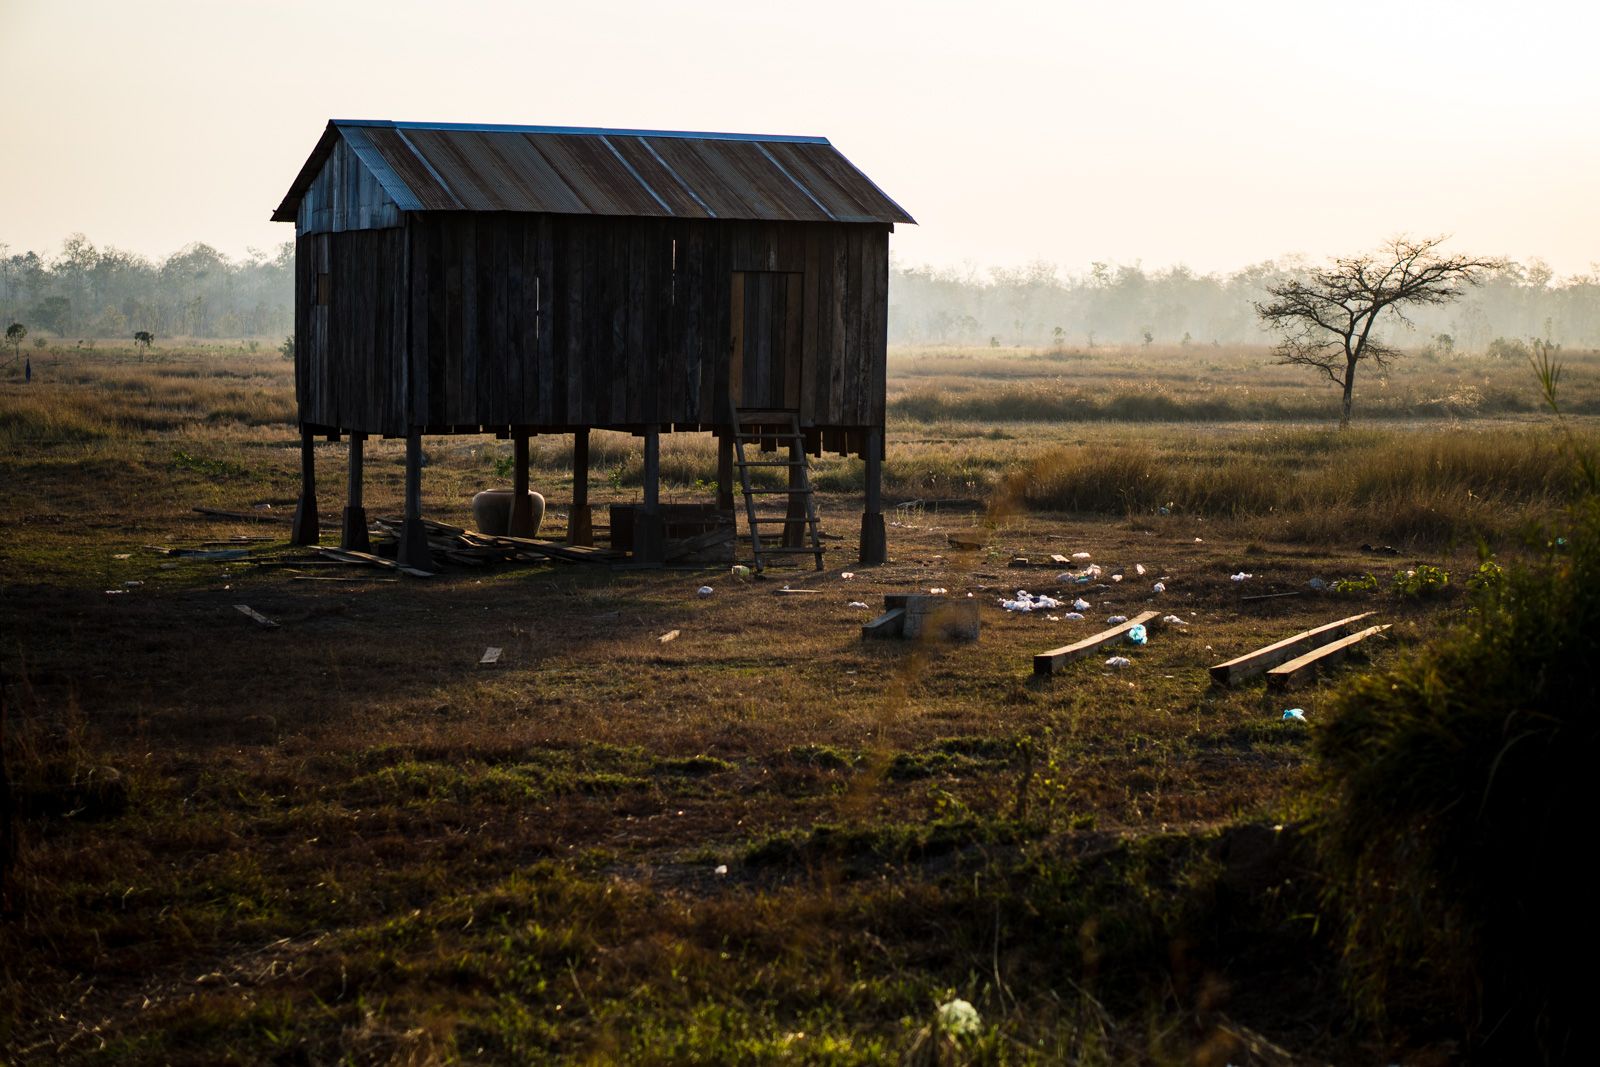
[2,481,1470,1062]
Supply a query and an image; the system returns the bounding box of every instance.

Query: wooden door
[729,270,803,410]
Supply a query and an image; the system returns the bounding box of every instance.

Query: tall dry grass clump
[1001,426,1586,544]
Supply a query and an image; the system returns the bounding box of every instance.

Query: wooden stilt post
[859,426,886,564]
[341,433,370,552]
[784,435,807,548]
[568,427,592,546]
[509,429,534,537]
[636,423,665,564]
[290,425,319,546]
[716,431,734,514]
[397,430,434,571]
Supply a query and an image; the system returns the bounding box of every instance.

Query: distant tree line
[889,256,1600,351]
[0,234,293,341]
[7,232,1598,353]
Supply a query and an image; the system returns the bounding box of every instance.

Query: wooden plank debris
[1033,610,1163,676]
[479,646,503,667]
[318,546,434,578]
[194,507,293,524]
[290,575,399,583]
[234,604,279,628]
[1208,612,1376,686]
[1266,624,1390,691]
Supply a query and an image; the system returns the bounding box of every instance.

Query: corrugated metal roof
[272,120,914,226]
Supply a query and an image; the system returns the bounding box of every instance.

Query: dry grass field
[1,341,1593,1063]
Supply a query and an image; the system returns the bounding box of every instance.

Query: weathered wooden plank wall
[296,138,402,235]
[299,215,888,450]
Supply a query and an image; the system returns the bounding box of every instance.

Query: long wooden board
[1266,624,1390,691]
[1033,610,1162,676]
[1208,612,1376,686]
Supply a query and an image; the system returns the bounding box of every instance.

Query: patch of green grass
[170,448,254,480]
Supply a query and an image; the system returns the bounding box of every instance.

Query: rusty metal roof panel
[763,141,896,223]
[272,120,914,225]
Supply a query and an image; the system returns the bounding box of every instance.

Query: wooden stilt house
[270,119,912,569]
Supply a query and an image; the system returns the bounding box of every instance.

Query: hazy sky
[4,0,1597,275]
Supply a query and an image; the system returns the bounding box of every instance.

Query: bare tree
[1255,236,1503,427]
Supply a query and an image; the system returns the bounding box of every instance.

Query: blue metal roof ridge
[329,119,832,145]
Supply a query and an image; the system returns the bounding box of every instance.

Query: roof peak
[329,119,830,146]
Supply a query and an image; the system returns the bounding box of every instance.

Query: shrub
[1312,496,1600,1060]
[1329,573,1378,595]
[1390,564,1450,598]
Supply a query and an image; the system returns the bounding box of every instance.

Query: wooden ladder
[728,404,825,572]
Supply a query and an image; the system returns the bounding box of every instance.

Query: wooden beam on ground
[1208,612,1376,686]
[1266,624,1390,691]
[318,546,434,577]
[1033,610,1162,676]
[234,604,279,628]
[861,607,906,639]
[193,507,292,525]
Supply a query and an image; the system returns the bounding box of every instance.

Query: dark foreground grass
[1311,494,1600,1061]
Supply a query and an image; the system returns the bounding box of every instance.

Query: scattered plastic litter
[1107,614,1128,625]
[658,630,680,644]
[847,601,869,609]
[1063,612,1085,620]
[1158,506,1171,515]
[1083,563,1103,579]
[731,564,752,579]
[1002,590,1062,612]
[1072,598,1090,611]
[929,587,947,594]
[1072,552,1091,560]
[1162,614,1187,625]
[1230,572,1252,582]
[1307,577,1328,590]
[1282,708,1307,723]
[840,571,855,579]
[1111,573,1123,583]
[1105,656,1132,668]
[697,585,714,597]
[1152,581,1166,593]
[1127,623,1148,646]
[1135,564,1147,576]
[1195,537,1204,543]
[714,864,729,875]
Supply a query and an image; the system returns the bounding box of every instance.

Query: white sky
[3,0,1597,276]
